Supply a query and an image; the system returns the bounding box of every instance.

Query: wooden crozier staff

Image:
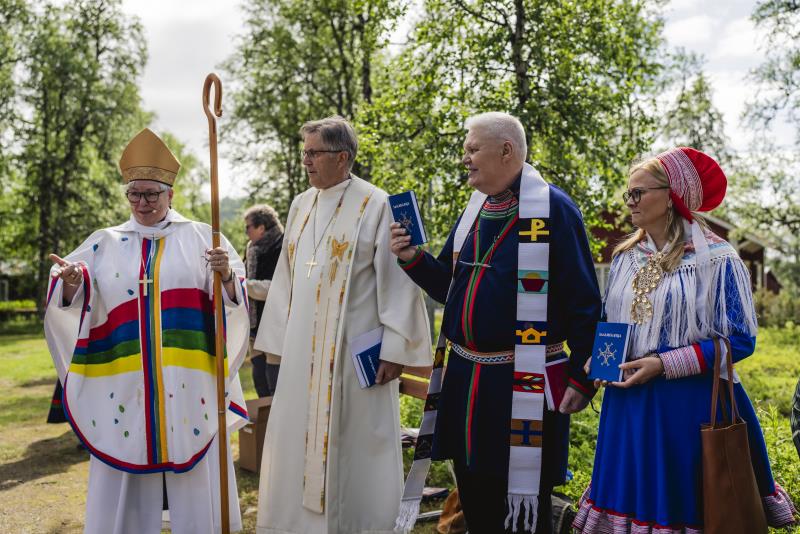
[203,72,230,534]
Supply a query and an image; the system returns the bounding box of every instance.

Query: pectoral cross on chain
[138,275,153,297]
[305,255,318,278]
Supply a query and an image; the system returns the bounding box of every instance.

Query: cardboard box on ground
[239,396,272,473]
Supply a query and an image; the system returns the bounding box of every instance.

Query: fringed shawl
[605,230,757,360]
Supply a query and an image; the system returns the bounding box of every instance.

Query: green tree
[160,133,248,254]
[731,2,800,290]
[7,0,148,309]
[728,147,800,290]
[220,197,249,256]
[0,0,29,178]
[747,0,800,140]
[658,52,730,164]
[161,132,211,222]
[224,0,406,216]
[360,0,667,243]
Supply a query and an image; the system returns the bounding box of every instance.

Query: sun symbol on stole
[598,343,616,366]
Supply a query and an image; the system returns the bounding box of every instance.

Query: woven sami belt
[451,342,565,365]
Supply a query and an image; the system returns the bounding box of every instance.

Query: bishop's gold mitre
[118,128,181,186]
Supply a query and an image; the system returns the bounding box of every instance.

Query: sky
[121,0,790,199]
[661,0,793,148]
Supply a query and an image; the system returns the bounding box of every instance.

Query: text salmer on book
[388,191,428,246]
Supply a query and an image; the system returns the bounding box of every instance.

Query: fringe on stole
[605,245,757,358]
[395,498,421,533]
[504,494,538,533]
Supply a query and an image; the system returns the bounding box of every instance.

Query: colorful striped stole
[396,163,550,533]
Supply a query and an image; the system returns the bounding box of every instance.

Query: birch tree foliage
[359,0,667,240]
[224,0,405,217]
[3,0,149,307]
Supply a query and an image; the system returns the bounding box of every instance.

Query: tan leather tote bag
[701,338,767,534]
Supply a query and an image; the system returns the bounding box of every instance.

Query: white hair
[125,180,171,192]
[464,112,528,161]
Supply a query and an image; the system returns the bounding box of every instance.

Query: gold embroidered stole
[286,178,376,513]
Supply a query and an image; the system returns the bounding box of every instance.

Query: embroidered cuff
[567,377,594,398]
[397,247,424,271]
[659,344,704,379]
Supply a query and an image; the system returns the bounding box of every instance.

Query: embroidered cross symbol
[519,219,550,241]
[399,211,414,232]
[138,275,153,297]
[599,342,617,366]
[305,256,318,278]
[510,419,542,447]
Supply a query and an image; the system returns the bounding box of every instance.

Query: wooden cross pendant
[305,256,318,278]
[139,275,153,296]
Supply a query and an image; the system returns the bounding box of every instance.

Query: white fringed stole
[396,163,551,533]
[604,228,758,361]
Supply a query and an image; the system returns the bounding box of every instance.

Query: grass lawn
[400,326,800,534]
[1,322,798,533]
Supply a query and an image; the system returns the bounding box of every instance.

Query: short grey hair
[300,115,358,170]
[244,203,283,233]
[125,180,171,192]
[464,112,528,161]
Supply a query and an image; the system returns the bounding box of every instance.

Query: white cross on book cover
[388,191,428,246]
[588,322,634,383]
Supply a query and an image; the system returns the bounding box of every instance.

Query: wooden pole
[202,72,230,534]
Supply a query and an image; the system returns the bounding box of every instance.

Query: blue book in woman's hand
[388,191,427,246]
[588,322,633,383]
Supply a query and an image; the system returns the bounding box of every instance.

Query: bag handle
[709,338,740,429]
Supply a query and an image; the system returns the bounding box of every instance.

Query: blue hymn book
[388,191,428,246]
[350,326,384,389]
[588,322,634,383]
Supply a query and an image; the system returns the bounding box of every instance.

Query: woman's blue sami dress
[573,232,797,533]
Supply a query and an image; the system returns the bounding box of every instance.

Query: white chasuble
[43,209,249,533]
[254,176,432,534]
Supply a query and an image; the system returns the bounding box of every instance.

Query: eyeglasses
[301,149,342,159]
[622,186,670,204]
[126,190,165,204]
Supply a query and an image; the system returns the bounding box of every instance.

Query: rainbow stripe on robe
[64,236,242,472]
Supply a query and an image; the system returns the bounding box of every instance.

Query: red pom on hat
[657,147,727,221]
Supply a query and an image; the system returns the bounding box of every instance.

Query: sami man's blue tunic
[399,175,601,488]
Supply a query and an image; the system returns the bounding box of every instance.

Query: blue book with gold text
[351,326,384,388]
[588,322,633,383]
[388,191,427,246]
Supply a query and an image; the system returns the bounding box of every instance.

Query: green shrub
[0,299,36,312]
[400,395,453,488]
[754,288,800,327]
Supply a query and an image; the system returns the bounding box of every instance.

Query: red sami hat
[657,147,727,222]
